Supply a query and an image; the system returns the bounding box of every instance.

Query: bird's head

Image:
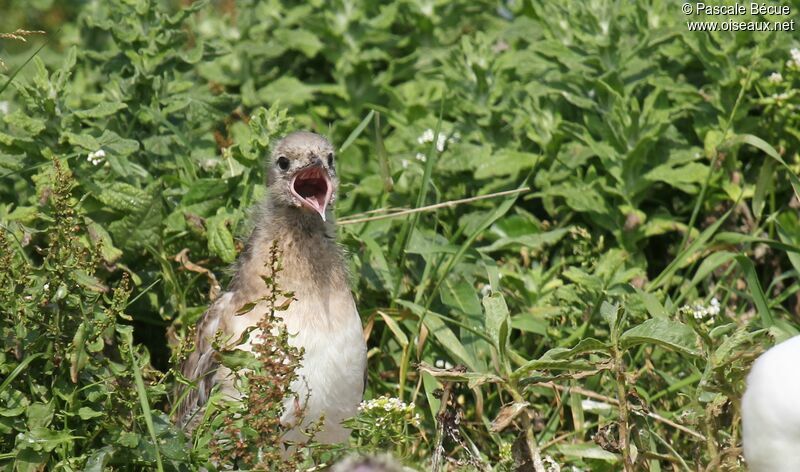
[267,131,338,222]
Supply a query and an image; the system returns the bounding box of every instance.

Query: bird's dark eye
[277,156,290,171]
[327,152,334,167]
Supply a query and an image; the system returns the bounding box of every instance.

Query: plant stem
[613,343,635,472]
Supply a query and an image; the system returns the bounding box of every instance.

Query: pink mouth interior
[290,166,332,219]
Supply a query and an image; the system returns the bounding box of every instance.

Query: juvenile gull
[177,131,367,444]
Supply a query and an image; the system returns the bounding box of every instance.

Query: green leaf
[650,207,733,289]
[752,158,774,220]
[75,102,128,119]
[274,28,323,57]
[398,300,478,371]
[77,406,104,420]
[256,77,315,106]
[480,228,568,253]
[108,182,164,251]
[3,111,46,137]
[207,214,237,263]
[183,179,230,205]
[84,446,114,471]
[482,291,510,359]
[98,130,140,157]
[635,289,669,319]
[74,270,108,292]
[600,301,619,332]
[474,150,539,179]
[16,427,79,453]
[620,318,701,357]
[93,182,149,211]
[85,217,123,263]
[729,133,800,200]
[378,312,408,348]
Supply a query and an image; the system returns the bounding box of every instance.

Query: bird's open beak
[290,165,333,221]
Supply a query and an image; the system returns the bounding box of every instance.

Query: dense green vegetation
[1,0,799,470]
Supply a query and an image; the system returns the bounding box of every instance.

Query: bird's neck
[230,202,345,298]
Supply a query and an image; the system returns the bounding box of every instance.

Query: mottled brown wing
[174,294,228,430]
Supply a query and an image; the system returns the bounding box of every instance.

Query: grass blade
[128,343,165,472]
[339,109,375,153]
[0,353,43,394]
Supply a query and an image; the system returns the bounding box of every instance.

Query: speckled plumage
[177,132,367,444]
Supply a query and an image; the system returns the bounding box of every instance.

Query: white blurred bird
[178,131,367,444]
[741,335,800,472]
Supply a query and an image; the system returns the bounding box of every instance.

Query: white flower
[787,48,800,69]
[87,149,106,166]
[417,129,434,144]
[401,159,410,169]
[43,283,50,290]
[415,152,427,162]
[434,359,454,369]
[416,128,457,153]
[680,297,721,320]
[0,101,9,115]
[435,133,446,152]
[769,72,783,84]
[709,297,721,316]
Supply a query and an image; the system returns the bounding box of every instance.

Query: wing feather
[174,292,233,429]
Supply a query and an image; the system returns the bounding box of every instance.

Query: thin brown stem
[338,188,530,225]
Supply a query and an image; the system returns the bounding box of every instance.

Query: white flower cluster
[787,48,800,69]
[417,128,448,152]
[768,72,783,84]
[414,128,461,163]
[87,149,106,166]
[358,395,421,426]
[680,297,721,320]
[359,396,413,414]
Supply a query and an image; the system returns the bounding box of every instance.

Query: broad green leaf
[207,214,237,263]
[620,318,701,357]
[256,77,315,106]
[600,301,619,331]
[16,427,79,453]
[75,102,127,119]
[482,291,511,361]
